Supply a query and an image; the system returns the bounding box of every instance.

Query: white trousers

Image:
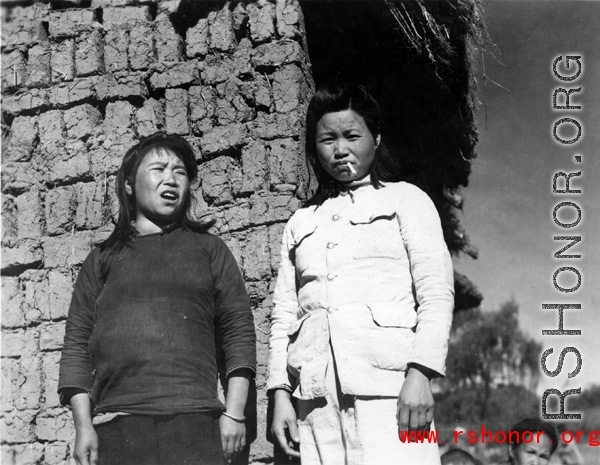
[295,350,441,465]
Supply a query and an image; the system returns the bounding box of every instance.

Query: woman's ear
[508,445,514,462]
[125,179,133,196]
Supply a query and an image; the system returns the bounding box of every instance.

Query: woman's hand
[397,365,435,435]
[221,370,251,462]
[70,393,98,465]
[220,415,246,462]
[271,389,300,458]
[73,424,99,465]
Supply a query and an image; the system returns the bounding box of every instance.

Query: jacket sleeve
[396,184,454,377]
[211,236,256,377]
[266,218,299,392]
[58,247,104,405]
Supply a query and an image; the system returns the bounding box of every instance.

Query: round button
[327,273,335,281]
[327,242,335,249]
[332,214,340,221]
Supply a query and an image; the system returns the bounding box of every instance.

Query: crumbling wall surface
[1,0,313,463]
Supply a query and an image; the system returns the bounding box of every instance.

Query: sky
[454,1,600,393]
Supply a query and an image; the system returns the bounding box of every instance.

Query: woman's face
[126,148,190,231]
[509,435,553,465]
[315,109,380,182]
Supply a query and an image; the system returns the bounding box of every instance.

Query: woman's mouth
[160,191,178,201]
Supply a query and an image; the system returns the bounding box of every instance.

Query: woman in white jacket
[267,83,455,465]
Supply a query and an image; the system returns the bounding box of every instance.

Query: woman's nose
[163,170,177,185]
[333,141,349,157]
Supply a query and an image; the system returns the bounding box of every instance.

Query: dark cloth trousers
[95,413,225,465]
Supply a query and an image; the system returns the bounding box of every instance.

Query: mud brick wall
[1,0,313,463]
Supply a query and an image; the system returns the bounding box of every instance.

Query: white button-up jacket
[267,182,454,399]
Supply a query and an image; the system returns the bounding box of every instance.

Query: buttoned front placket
[321,190,357,314]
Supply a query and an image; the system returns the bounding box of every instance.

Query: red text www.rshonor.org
[399,427,600,446]
[399,430,440,443]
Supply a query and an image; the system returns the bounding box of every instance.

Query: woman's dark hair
[304,82,402,206]
[508,418,559,459]
[99,132,208,273]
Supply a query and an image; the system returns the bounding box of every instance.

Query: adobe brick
[2,196,18,241]
[137,98,165,138]
[200,123,248,156]
[165,88,189,135]
[215,80,254,125]
[5,444,43,465]
[47,269,74,320]
[247,2,276,44]
[90,146,125,179]
[41,352,61,410]
[43,443,70,465]
[40,142,91,184]
[0,162,38,195]
[1,18,47,49]
[240,140,267,194]
[208,7,236,53]
[186,18,209,58]
[45,186,77,236]
[198,156,242,206]
[16,189,44,239]
[1,359,19,412]
[247,109,304,139]
[221,202,252,232]
[268,137,301,186]
[40,324,65,351]
[252,40,304,68]
[42,231,94,268]
[64,104,102,141]
[1,278,25,329]
[104,29,128,73]
[5,115,37,163]
[76,30,105,77]
[48,9,97,38]
[0,410,36,443]
[104,100,135,142]
[75,181,106,229]
[102,6,151,28]
[242,226,270,281]
[189,85,217,134]
[149,61,200,89]
[26,44,51,87]
[51,39,75,83]
[129,24,155,70]
[38,110,65,157]
[201,53,252,87]
[276,0,304,39]
[21,270,51,324]
[93,72,148,100]
[155,13,183,62]
[35,410,74,442]
[14,355,42,410]
[272,64,308,113]
[253,74,272,110]
[1,328,39,358]
[1,50,27,90]
[1,239,43,274]
[232,2,248,32]
[2,89,49,116]
[48,78,95,106]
